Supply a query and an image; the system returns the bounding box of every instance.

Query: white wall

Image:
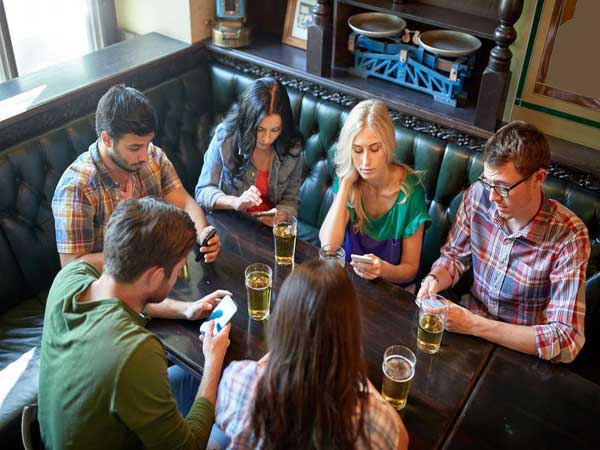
[115,0,192,43]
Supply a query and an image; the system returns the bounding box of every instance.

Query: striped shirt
[432,182,590,363]
[215,360,403,449]
[52,140,182,254]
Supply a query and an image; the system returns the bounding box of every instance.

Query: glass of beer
[381,345,416,410]
[178,262,190,281]
[319,244,346,266]
[245,263,272,321]
[273,212,297,266]
[416,294,449,354]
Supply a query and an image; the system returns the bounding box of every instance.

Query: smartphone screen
[199,295,237,335]
[351,254,373,264]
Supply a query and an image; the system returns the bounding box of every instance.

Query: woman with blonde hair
[319,99,430,284]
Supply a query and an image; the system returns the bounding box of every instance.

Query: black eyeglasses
[478,173,532,198]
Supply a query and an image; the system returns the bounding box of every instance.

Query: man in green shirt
[39,197,231,450]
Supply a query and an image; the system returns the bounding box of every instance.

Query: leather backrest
[1,61,598,335]
[206,65,599,283]
[0,115,96,311]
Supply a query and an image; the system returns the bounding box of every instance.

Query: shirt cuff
[431,257,462,285]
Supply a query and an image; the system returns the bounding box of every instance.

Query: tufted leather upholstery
[205,64,600,345]
[0,60,598,445]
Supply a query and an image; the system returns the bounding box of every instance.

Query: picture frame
[282,0,318,50]
[512,0,599,149]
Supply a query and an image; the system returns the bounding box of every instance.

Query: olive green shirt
[39,261,213,450]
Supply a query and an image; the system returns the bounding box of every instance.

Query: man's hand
[181,289,232,320]
[235,185,262,211]
[350,254,383,280]
[199,225,221,263]
[417,274,440,299]
[200,321,231,367]
[444,302,477,335]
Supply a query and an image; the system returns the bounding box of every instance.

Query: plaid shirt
[52,140,182,254]
[215,360,403,449]
[432,182,590,363]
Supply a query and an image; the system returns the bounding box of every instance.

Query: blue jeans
[167,365,199,416]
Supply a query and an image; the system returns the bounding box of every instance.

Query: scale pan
[348,13,406,38]
[418,30,481,57]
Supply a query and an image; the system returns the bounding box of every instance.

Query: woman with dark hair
[195,78,303,226]
[214,259,409,449]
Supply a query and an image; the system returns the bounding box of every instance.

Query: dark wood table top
[444,346,600,450]
[148,210,495,450]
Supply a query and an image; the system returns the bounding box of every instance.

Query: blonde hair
[334,99,416,232]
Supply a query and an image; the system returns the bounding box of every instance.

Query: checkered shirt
[215,360,403,449]
[52,140,182,254]
[432,182,590,362]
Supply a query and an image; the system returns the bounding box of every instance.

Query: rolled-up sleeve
[431,188,474,285]
[195,131,227,210]
[52,181,96,255]
[534,225,590,363]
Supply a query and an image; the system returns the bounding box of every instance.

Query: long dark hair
[250,259,371,450]
[222,77,301,178]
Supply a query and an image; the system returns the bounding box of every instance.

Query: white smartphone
[350,254,373,264]
[199,295,237,336]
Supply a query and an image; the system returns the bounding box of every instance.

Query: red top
[247,170,273,213]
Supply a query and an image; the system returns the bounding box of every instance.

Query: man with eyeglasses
[418,121,590,363]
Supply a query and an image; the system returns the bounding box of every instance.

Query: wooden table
[443,346,600,450]
[148,211,495,450]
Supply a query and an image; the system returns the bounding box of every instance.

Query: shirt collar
[491,193,551,243]
[90,139,118,189]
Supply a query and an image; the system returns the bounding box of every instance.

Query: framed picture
[282,0,318,50]
[512,0,599,149]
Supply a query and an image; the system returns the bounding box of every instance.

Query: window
[0,0,119,80]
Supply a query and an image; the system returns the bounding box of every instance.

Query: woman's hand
[340,168,359,188]
[252,208,277,227]
[235,185,262,211]
[350,253,384,280]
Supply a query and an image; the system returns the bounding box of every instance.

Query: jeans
[167,364,199,416]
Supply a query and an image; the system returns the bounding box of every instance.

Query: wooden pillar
[474,0,523,131]
[306,0,332,77]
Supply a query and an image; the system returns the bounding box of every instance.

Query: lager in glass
[245,263,272,321]
[381,345,416,410]
[273,214,297,265]
[416,294,448,354]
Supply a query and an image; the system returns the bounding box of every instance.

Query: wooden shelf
[338,0,498,40]
[208,33,307,74]
[207,33,488,137]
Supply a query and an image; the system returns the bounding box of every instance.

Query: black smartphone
[194,228,217,262]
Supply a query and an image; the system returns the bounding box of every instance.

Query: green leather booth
[0,60,598,445]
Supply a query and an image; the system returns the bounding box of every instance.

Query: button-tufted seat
[0,58,598,446]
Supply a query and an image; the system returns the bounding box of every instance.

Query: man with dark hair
[39,197,231,450]
[52,84,220,319]
[419,121,590,363]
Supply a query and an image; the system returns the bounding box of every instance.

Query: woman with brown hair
[214,259,408,449]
